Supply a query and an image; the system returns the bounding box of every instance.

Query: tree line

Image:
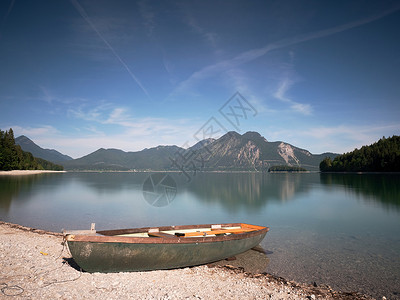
[0,128,63,171]
[268,165,307,172]
[320,135,400,172]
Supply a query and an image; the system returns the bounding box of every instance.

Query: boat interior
[64,223,266,238]
[113,223,264,238]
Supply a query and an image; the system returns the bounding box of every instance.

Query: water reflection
[0,175,44,212]
[183,173,316,212]
[1,172,399,216]
[62,172,147,193]
[0,172,316,214]
[320,173,400,210]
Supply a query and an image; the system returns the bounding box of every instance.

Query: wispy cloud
[66,102,202,156]
[183,10,220,54]
[273,78,312,115]
[138,0,156,37]
[266,123,400,154]
[222,68,275,114]
[183,13,270,114]
[11,111,200,158]
[70,0,151,100]
[38,87,87,107]
[170,4,400,103]
[67,101,112,122]
[70,103,195,137]
[11,125,60,137]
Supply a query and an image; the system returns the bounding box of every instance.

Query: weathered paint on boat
[65,223,269,273]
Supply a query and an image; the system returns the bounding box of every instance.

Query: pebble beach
[0,221,373,300]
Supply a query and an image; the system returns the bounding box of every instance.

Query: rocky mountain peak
[277,142,299,164]
[243,131,268,143]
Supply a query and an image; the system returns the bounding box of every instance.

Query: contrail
[0,0,16,38]
[171,4,400,97]
[3,0,15,22]
[70,0,151,99]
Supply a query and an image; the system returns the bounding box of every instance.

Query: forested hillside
[0,128,63,171]
[320,136,400,172]
[268,165,307,172]
[15,135,72,163]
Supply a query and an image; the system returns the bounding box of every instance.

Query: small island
[268,165,308,172]
[320,135,400,172]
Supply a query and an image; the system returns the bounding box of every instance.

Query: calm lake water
[1,172,399,298]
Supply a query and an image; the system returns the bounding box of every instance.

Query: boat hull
[65,223,269,273]
[67,231,267,272]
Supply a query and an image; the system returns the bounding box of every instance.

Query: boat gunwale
[66,223,269,244]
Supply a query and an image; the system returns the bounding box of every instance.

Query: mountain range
[15,136,73,162]
[16,131,338,171]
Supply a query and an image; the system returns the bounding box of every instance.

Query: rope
[0,283,24,296]
[40,266,82,288]
[0,237,82,296]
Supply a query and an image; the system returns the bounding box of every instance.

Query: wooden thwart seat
[148,231,177,238]
[146,224,264,238]
[182,227,255,237]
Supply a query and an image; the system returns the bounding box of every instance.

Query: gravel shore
[0,222,373,299]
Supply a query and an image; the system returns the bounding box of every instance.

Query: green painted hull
[67,232,266,273]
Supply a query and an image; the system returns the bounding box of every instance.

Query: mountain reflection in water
[1,172,399,214]
[320,173,400,210]
[183,173,311,212]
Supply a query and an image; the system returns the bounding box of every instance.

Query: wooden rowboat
[64,223,269,273]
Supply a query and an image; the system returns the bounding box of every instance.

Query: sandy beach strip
[0,170,66,176]
[0,221,373,299]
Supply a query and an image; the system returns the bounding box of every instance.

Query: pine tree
[320,136,400,172]
[0,127,63,171]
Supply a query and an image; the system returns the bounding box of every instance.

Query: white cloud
[221,69,275,114]
[6,96,206,158]
[104,107,129,125]
[273,78,312,115]
[70,103,195,136]
[9,117,399,159]
[170,4,400,101]
[11,125,60,138]
[265,123,400,154]
[67,101,113,122]
[63,103,203,157]
[10,117,201,159]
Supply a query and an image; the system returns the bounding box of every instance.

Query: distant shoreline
[0,170,66,176]
[62,170,320,173]
[2,170,397,176]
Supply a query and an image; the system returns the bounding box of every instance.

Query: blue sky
[1,0,399,158]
